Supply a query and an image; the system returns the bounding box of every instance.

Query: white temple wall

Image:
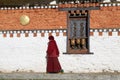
[0,30,120,73]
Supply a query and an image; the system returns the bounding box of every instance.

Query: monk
[46,35,62,73]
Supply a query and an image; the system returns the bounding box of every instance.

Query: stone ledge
[0,72,120,80]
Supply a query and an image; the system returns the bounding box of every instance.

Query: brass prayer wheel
[81,38,85,45]
[76,38,81,44]
[76,38,81,49]
[81,38,87,49]
[70,39,75,46]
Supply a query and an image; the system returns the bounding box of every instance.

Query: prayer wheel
[81,38,86,49]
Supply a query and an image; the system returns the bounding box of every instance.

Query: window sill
[63,52,94,55]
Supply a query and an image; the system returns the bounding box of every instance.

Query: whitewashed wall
[0,31,120,73]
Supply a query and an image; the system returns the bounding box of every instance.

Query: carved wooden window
[67,10,91,54]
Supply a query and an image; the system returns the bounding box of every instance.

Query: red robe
[46,40,62,73]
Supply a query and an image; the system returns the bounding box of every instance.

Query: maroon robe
[46,36,62,73]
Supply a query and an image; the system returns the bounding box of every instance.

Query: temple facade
[0,0,120,73]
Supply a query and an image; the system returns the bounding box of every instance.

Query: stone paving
[0,72,120,80]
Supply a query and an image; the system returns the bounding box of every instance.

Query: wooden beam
[58,6,100,11]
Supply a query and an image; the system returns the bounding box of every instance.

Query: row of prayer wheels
[69,38,87,50]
